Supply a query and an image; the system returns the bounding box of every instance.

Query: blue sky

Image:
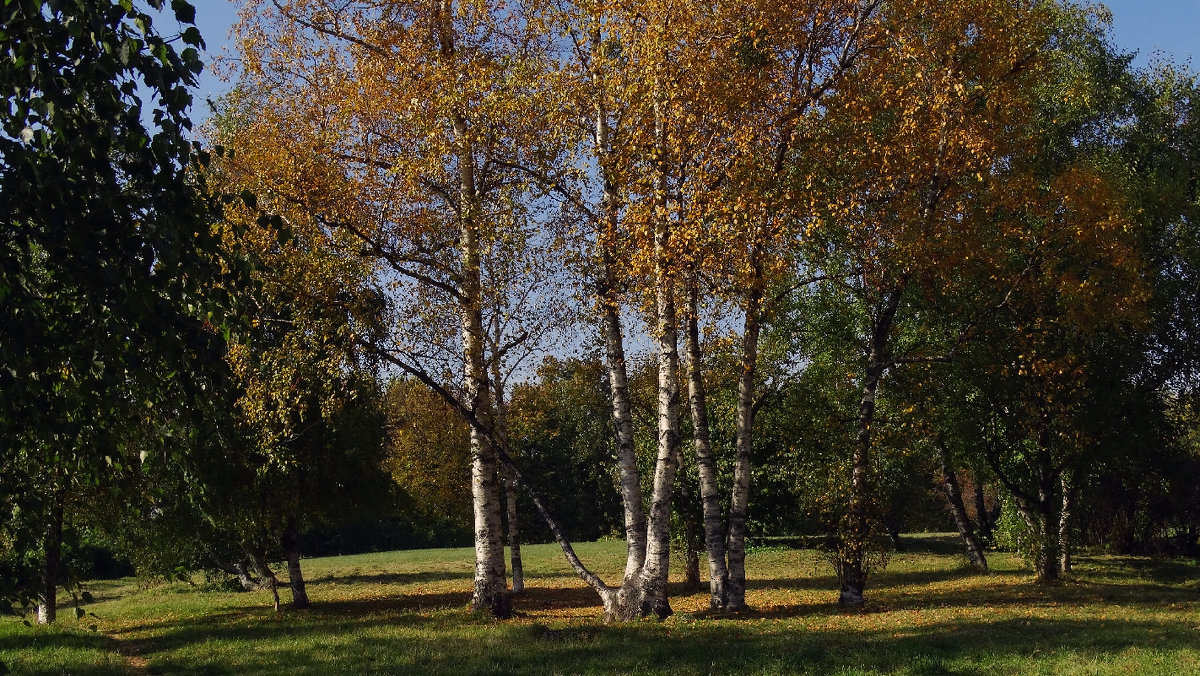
[1100,0,1199,67]
[180,0,1199,119]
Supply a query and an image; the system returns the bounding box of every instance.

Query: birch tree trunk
[490,358,523,594]
[727,272,763,611]
[459,202,510,618]
[504,468,524,593]
[630,87,682,620]
[589,27,649,597]
[280,516,309,609]
[599,256,649,599]
[36,493,63,625]
[633,238,682,619]
[934,437,988,571]
[437,0,510,619]
[840,288,901,606]
[1059,472,1076,574]
[684,274,728,609]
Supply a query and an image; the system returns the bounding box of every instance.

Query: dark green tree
[0,0,233,622]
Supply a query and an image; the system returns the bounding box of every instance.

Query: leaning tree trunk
[36,492,64,625]
[727,270,764,611]
[684,273,728,609]
[934,436,988,572]
[247,544,281,612]
[218,560,262,591]
[280,515,309,609]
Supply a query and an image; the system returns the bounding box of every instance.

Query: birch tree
[233,0,566,618]
[804,0,1138,604]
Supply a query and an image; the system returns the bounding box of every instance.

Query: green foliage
[0,0,237,607]
[509,357,625,543]
[992,495,1032,557]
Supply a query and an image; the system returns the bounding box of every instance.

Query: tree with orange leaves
[799,0,1142,604]
[667,0,885,613]
[228,0,569,618]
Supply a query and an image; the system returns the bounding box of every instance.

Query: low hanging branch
[357,337,617,599]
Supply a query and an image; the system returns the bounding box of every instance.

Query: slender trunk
[677,463,701,592]
[1059,472,1076,574]
[281,516,309,609]
[684,274,727,608]
[460,230,509,618]
[599,247,648,589]
[439,0,509,618]
[636,254,681,619]
[934,437,988,571]
[841,287,901,606]
[972,471,993,543]
[841,361,881,606]
[591,27,647,596]
[495,448,623,615]
[487,20,645,621]
[505,468,524,593]
[633,85,681,620]
[490,358,523,594]
[36,493,63,625]
[727,271,763,611]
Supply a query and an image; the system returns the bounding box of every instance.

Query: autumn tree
[666,0,884,612]
[799,0,1140,603]
[382,378,473,541]
[231,0,578,618]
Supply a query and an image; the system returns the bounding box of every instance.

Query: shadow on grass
[0,628,121,655]
[0,626,131,676]
[893,534,972,556]
[88,552,1200,675]
[132,611,1200,675]
[1078,556,1200,585]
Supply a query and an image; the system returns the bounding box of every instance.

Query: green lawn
[3,536,1199,674]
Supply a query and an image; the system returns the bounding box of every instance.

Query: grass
[3,535,1200,674]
